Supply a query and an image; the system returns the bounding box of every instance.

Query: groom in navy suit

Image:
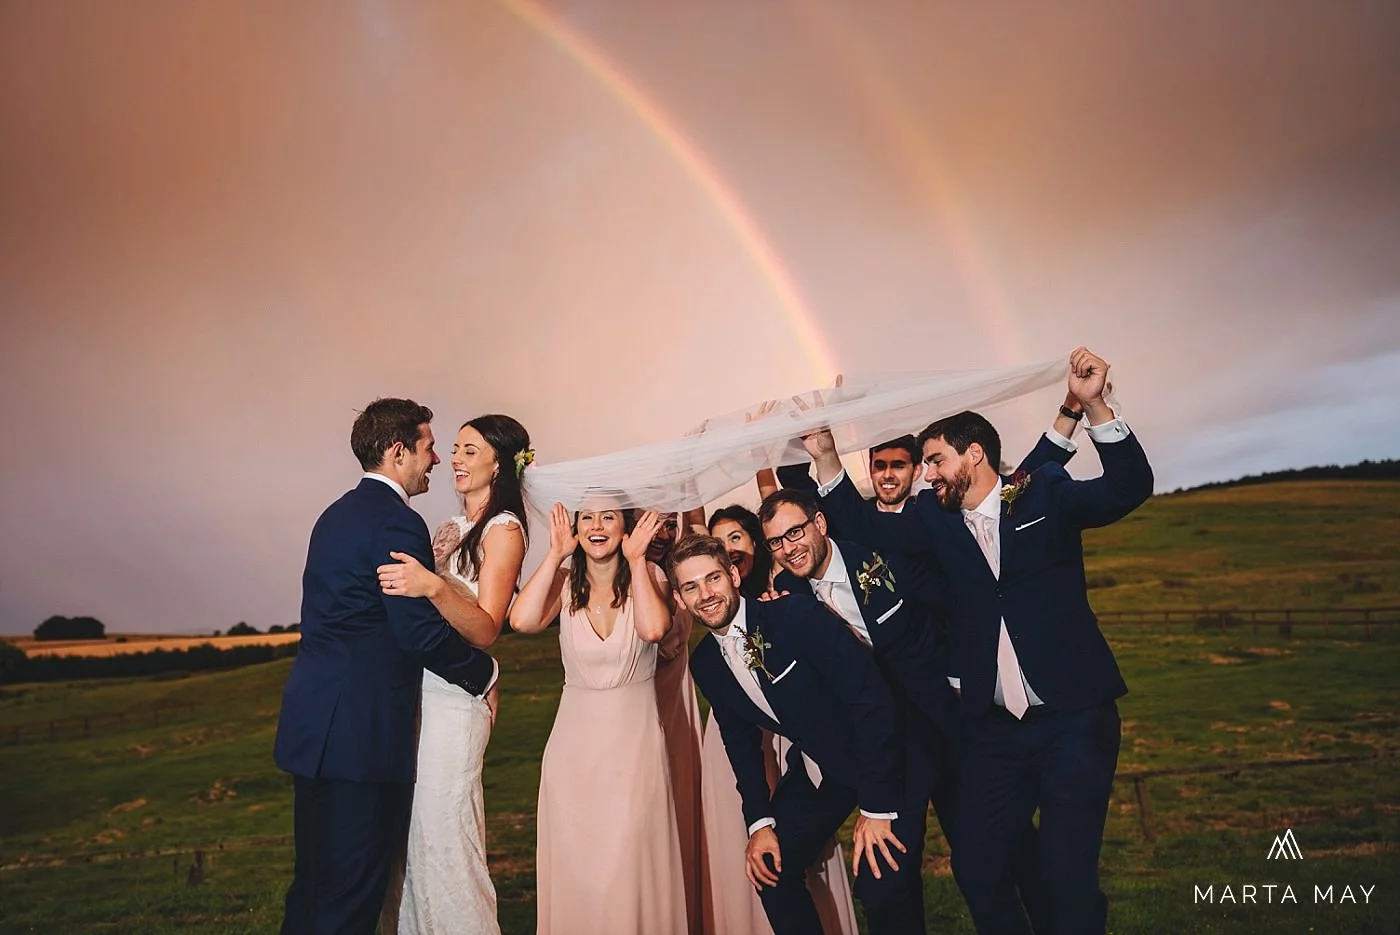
[808,348,1153,934]
[274,398,498,935]
[677,535,923,935]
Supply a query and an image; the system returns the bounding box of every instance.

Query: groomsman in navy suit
[758,488,944,929]
[274,398,498,935]
[808,348,1153,935]
[677,535,922,935]
[777,393,1090,524]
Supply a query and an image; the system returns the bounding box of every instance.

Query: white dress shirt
[808,540,872,646]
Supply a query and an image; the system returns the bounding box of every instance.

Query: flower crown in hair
[513,447,535,479]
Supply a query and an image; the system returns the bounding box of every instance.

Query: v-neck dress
[534,595,688,934]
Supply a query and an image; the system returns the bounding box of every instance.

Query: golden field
[3,632,300,658]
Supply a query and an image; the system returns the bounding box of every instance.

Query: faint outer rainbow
[791,0,1028,363]
[495,0,838,383]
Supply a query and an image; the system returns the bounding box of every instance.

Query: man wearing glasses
[758,489,948,930]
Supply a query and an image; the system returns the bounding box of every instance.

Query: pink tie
[967,512,1030,719]
[813,579,835,610]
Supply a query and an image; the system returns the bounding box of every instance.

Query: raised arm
[508,503,573,634]
[1052,347,1154,528]
[621,512,673,643]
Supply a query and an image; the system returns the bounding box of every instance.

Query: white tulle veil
[519,355,1069,524]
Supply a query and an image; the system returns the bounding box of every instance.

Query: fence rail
[1116,748,1397,840]
[0,702,197,747]
[1097,606,1400,636]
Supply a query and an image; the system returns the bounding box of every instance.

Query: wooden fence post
[1133,777,1156,841]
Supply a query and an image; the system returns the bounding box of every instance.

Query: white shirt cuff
[1085,417,1131,444]
[1045,427,1077,452]
[483,658,500,694]
[815,468,848,497]
[747,817,777,836]
[947,676,960,689]
[859,810,898,820]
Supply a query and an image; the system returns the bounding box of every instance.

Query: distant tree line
[1168,458,1399,495]
[33,615,106,641]
[0,639,299,685]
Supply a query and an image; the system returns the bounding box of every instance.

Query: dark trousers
[281,774,413,935]
[760,741,933,935]
[930,707,1049,933]
[951,701,1121,935]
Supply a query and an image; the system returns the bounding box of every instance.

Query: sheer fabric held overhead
[519,355,1069,521]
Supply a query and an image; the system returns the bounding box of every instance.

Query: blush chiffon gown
[535,591,689,934]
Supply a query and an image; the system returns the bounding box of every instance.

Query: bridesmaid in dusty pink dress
[650,512,710,935]
[509,502,687,935]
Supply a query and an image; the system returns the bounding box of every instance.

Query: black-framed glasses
[765,518,814,551]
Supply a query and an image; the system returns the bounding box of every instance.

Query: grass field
[1,480,1397,934]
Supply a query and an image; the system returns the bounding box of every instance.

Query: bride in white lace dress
[377,414,532,935]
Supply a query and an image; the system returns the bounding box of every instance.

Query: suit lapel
[702,628,781,733]
[943,507,997,585]
[839,541,887,637]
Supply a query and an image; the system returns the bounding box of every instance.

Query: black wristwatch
[1059,405,1084,422]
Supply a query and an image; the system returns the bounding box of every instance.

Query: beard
[935,463,973,513]
[874,480,911,506]
[691,590,740,631]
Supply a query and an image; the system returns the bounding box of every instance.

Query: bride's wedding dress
[396,513,518,935]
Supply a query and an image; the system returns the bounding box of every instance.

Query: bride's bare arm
[422,522,525,648]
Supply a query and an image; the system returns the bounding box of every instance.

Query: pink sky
[2,1,1398,633]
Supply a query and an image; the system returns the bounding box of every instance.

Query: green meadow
[2,480,1397,934]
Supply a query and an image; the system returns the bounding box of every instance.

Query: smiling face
[761,501,831,580]
[451,424,499,500]
[869,444,916,507]
[710,518,756,581]
[398,424,439,497]
[575,507,627,561]
[646,513,680,564]
[921,436,978,512]
[672,553,743,633]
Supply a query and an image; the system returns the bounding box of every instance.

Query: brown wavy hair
[566,508,637,613]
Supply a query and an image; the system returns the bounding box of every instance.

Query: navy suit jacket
[816,432,1153,715]
[690,593,903,830]
[274,478,497,783]
[773,538,952,731]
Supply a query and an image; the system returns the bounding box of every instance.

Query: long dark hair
[453,414,531,581]
[568,508,637,614]
[708,504,772,599]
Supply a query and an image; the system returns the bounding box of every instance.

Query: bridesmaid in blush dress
[650,512,709,935]
[509,502,688,935]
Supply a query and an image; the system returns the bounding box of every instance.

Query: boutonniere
[855,553,897,605]
[740,630,774,680]
[1000,470,1031,515]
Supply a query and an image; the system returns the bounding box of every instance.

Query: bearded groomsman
[806,348,1152,935]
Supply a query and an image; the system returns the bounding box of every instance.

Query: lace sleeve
[480,511,526,549]
[430,518,465,574]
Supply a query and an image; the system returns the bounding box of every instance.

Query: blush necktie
[967,511,1030,719]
